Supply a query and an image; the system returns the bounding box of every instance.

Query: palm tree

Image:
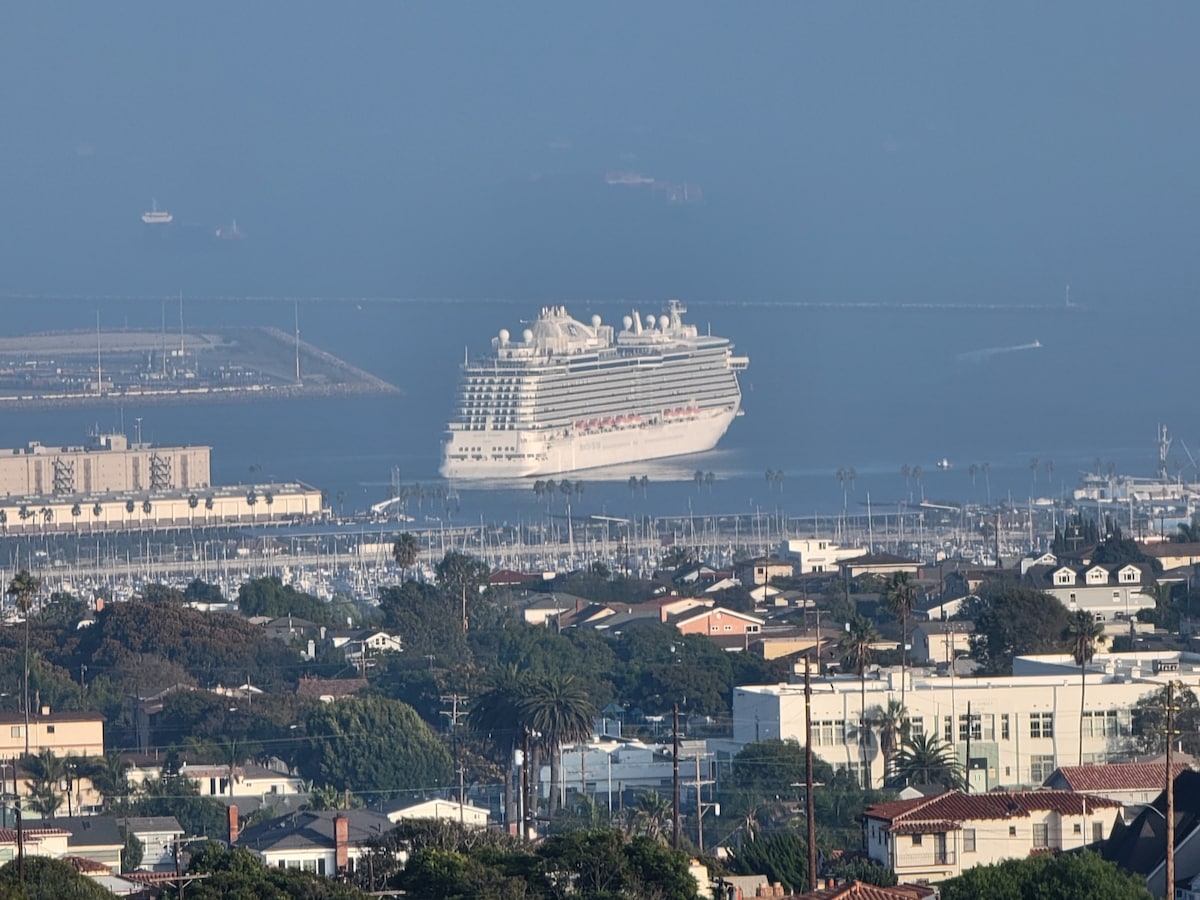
[518,674,597,814]
[627,476,638,498]
[187,493,199,527]
[40,507,53,531]
[534,480,547,502]
[78,751,131,809]
[627,790,672,842]
[891,733,964,790]
[264,491,274,522]
[638,475,649,497]
[0,509,6,533]
[24,749,67,820]
[839,615,880,787]
[704,472,715,493]
[968,463,978,488]
[70,503,81,532]
[92,502,103,527]
[694,471,705,492]
[1066,609,1104,765]
[883,572,919,706]
[392,532,421,579]
[246,489,258,523]
[468,664,529,827]
[981,462,991,505]
[1029,457,1040,485]
[204,495,214,526]
[872,699,909,782]
[7,570,41,755]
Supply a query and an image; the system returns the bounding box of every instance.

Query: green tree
[969,583,1071,674]
[822,856,897,887]
[6,570,41,753]
[378,580,468,664]
[518,674,597,814]
[237,575,333,623]
[297,696,453,799]
[392,531,421,577]
[939,850,1151,900]
[729,830,810,894]
[1066,609,1104,765]
[23,749,67,820]
[121,830,144,873]
[890,733,964,790]
[435,550,490,605]
[1132,684,1200,756]
[183,842,370,899]
[838,614,879,786]
[721,739,834,820]
[872,698,909,780]
[0,856,118,899]
[883,572,918,704]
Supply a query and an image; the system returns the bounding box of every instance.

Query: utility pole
[522,727,532,839]
[672,703,681,850]
[692,752,713,853]
[1167,682,1178,896]
[805,655,817,891]
[13,760,23,884]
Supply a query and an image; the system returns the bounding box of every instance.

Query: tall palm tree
[1066,609,1104,765]
[392,532,421,580]
[873,699,909,783]
[518,674,597,814]
[883,573,919,706]
[891,733,964,790]
[468,664,529,827]
[24,749,67,820]
[78,751,131,809]
[70,503,81,532]
[264,491,274,522]
[7,570,41,756]
[839,615,880,787]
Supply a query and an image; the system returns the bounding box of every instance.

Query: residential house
[236,808,394,876]
[736,558,795,588]
[841,554,920,579]
[1025,562,1157,622]
[117,816,184,871]
[789,880,937,900]
[1104,769,1200,898]
[520,593,578,626]
[179,761,307,801]
[295,676,369,703]
[910,621,973,666]
[325,628,403,662]
[669,607,764,640]
[386,799,489,829]
[1044,762,1191,807]
[863,790,1122,883]
[779,539,867,575]
[55,815,125,873]
[0,709,104,758]
[1141,542,1200,572]
[912,596,970,622]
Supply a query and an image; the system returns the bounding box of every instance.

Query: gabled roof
[668,606,765,627]
[912,620,974,635]
[843,553,918,567]
[1049,762,1190,792]
[863,790,1121,832]
[295,676,369,700]
[237,809,392,854]
[790,881,936,900]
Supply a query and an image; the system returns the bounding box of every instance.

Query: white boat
[440,300,748,479]
[216,218,245,240]
[141,198,173,225]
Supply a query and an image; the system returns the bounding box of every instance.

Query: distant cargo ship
[141,199,173,225]
[440,300,748,479]
[216,219,245,240]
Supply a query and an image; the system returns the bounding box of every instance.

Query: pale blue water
[0,294,1181,526]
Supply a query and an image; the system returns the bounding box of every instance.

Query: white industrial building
[734,651,1200,790]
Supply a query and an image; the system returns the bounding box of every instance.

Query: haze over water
[2,4,1198,523]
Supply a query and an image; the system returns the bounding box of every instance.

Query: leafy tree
[1066,609,1104,765]
[0,856,118,899]
[141,583,186,604]
[939,850,1151,900]
[183,579,225,604]
[182,842,369,899]
[296,696,453,799]
[237,575,333,624]
[722,739,834,820]
[729,830,810,894]
[969,583,1071,674]
[119,772,229,839]
[6,570,41,748]
[1132,684,1200,756]
[121,830,144,873]
[33,592,86,628]
[822,856,897,887]
[890,733,964,790]
[435,550,490,605]
[378,580,468,664]
[1091,529,1162,571]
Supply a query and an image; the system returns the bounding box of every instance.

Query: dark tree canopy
[968,583,1071,674]
[238,575,333,623]
[939,850,1151,900]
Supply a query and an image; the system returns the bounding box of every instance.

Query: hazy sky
[3,3,1198,305]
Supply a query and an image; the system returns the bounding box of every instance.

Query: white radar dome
[591,314,602,328]
[645,314,655,328]
[498,329,510,344]
[522,329,534,343]
[622,315,633,330]
[658,315,669,330]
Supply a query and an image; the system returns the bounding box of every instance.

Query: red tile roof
[1051,762,1190,792]
[788,881,935,900]
[863,790,1122,830]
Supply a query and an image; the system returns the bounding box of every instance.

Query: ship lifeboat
[602,417,613,428]
[575,420,585,430]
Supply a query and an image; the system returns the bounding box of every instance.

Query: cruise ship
[440,300,748,479]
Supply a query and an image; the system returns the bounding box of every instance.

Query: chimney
[40,705,50,717]
[334,814,349,872]
[95,596,105,613]
[227,804,239,845]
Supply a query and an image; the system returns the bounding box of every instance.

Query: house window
[9,726,21,739]
[1083,710,1122,738]
[1029,712,1054,739]
[1069,592,1077,603]
[45,725,54,734]
[1000,714,1010,741]
[963,828,976,853]
[1073,823,1082,834]
[912,834,923,846]
[814,721,844,747]
[908,717,924,737]
[1031,755,1056,783]
[1009,826,1017,837]
[1113,591,1120,601]
[1033,823,1049,848]
[958,714,982,742]
[943,716,953,743]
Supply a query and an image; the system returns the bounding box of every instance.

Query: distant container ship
[440,300,749,479]
[141,198,173,225]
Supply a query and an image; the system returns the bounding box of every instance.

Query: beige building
[0,434,210,497]
[0,709,105,757]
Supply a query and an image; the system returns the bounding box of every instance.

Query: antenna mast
[294,301,302,384]
[96,310,103,396]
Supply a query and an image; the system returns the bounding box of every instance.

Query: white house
[779,539,867,575]
[863,790,1122,882]
[734,651,1200,790]
[1026,562,1157,622]
[236,809,393,876]
[387,799,489,829]
[117,816,184,871]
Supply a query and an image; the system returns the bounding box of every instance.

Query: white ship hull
[441,406,737,480]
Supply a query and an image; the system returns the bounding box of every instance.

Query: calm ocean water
[0,293,1184,527]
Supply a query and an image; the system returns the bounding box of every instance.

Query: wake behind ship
[440,300,748,479]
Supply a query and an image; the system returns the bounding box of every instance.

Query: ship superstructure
[440,300,748,479]
[141,198,173,225]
